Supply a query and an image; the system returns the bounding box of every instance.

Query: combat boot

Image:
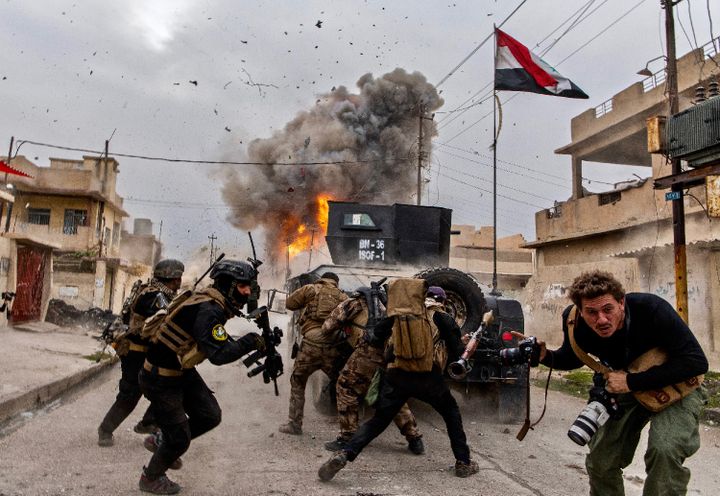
[139,468,181,495]
[318,451,347,481]
[407,436,425,455]
[324,435,351,452]
[97,426,114,447]
[278,421,302,435]
[454,459,479,478]
[143,433,183,470]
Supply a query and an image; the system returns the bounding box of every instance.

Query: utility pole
[285,237,291,282]
[4,136,13,184]
[307,227,316,271]
[417,104,424,206]
[208,233,217,263]
[664,0,688,323]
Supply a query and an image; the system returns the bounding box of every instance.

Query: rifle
[95,317,122,363]
[242,306,284,395]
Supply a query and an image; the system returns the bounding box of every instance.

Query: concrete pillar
[572,156,584,200]
[93,259,106,308]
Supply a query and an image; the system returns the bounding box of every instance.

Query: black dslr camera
[2,292,16,300]
[567,371,624,446]
[498,336,541,366]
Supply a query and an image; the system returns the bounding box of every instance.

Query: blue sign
[665,191,682,201]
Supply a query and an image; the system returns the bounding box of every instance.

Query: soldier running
[97,259,185,447]
[322,285,423,454]
[279,272,348,435]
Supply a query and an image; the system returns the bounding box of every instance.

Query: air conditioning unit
[666,96,720,167]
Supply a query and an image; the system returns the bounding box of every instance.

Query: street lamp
[637,55,667,77]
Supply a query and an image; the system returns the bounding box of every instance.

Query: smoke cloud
[220,68,443,263]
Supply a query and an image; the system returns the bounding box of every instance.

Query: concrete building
[522,39,720,367]
[450,224,533,295]
[120,218,162,270]
[2,155,146,315]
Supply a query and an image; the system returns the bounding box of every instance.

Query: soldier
[322,286,423,454]
[279,272,348,435]
[319,279,479,481]
[97,259,185,447]
[137,260,268,494]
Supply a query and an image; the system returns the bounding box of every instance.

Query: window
[28,208,51,225]
[112,221,120,246]
[598,191,621,206]
[63,209,88,235]
[343,213,375,227]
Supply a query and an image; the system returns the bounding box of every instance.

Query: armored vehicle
[283,201,527,423]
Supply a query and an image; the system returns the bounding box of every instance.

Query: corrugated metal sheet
[667,97,720,166]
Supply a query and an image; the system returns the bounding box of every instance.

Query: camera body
[567,371,624,446]
[498,336,540,366]
[2,291,16,300]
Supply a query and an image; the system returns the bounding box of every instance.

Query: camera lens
[499,347,521,365]
[567,401,610,446]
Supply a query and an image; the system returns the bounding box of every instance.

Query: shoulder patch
[211,324,228,341]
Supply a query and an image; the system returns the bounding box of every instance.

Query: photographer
[536,270,707,496]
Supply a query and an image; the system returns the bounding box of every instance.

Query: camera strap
[566,306,612,375]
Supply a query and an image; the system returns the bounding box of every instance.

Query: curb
[0,356,119,426]
[701,407,720,424]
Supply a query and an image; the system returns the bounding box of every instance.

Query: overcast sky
[1,0,718,263]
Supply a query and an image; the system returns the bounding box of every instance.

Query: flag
[0,160,33,178]
[494,28,588,99]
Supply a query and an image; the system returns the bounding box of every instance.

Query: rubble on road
[45,299,117,331]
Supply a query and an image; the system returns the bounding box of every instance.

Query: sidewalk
[0,323,117,426]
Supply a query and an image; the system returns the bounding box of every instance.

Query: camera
[567,371,624,446]
[498,336,540,366]
[2,292,16,300]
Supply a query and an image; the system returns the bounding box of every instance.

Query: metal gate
[12,245,47,323]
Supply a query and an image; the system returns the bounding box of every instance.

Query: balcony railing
[594,98,614,118]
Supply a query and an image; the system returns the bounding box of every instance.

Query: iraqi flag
[494,28,588,99]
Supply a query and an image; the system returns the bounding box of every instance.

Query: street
[1,320,718,496]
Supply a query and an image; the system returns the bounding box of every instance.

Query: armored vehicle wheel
[414,267,486,333]
[309,371,337,416]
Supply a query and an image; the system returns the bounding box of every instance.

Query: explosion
[220,68,443,265]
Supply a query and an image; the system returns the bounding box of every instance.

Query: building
[3,154,147,315]
[522,38,720,367]
[450,224,533,294]
[120,218,162,270]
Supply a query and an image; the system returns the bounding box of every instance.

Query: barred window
[63,209,88,235]
[28,208,51,225]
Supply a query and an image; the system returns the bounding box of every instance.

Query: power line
[435,0,529,88]
[14,139,409,167]
[436,169,547,209]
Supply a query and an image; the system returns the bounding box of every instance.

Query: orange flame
[284,194,333,258]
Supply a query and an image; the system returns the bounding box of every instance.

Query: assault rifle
[242,306,284,395]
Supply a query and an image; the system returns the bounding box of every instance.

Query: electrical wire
[435,0,529,88]
[436,169,547,209]
[14,139,410,167]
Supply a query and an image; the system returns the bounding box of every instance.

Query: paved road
[1,323,718,495]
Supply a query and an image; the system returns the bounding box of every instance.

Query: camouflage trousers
[287,340,343,427]
[336,342,420,440]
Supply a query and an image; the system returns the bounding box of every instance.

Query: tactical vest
[145,287,230,369]
[426,303,448,371]
[346,303,369,348]
[128,283,175,335]
[300,281,346,331]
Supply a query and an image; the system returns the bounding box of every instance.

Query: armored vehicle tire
[414,267,486,333]
[309,371,337,416]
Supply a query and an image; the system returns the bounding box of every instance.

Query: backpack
[386,278,434,373]
[121,279,146,326]
[310,283,346,321]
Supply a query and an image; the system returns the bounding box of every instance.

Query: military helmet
[426,286,447,303]
[154,259,185,279]
[209,259,256,284]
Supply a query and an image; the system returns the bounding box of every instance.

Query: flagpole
[491,26,499,296]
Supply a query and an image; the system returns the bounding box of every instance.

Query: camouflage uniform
[324,297,420,442]
[282,278,348,432]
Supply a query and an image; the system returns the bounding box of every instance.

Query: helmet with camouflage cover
[154,259,185,279]
[209,259,257,312]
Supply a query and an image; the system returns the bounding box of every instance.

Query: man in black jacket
[536,270,708,496]
[98,259,185,447]
[137,260,267,494]
[318,281,479,481]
